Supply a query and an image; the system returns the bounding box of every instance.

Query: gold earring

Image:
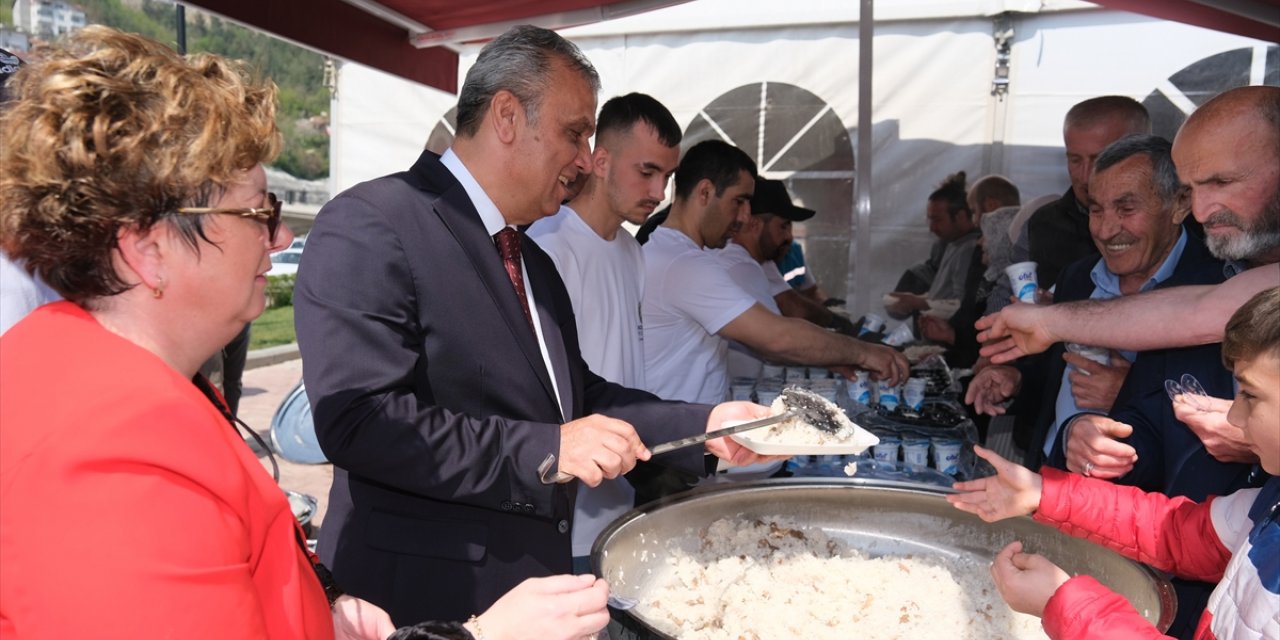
[151,286,164,299]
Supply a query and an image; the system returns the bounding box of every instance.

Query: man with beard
[526,92,681,572]
[641,140,907,406]
[978,86,1280,362]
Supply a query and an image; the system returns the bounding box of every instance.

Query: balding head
[1061,96,1151,203]
[1173,86,1280,266]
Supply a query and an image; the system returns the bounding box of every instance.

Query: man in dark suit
[294,25,775,626]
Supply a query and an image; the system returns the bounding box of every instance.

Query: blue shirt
[1045,229,1189,457]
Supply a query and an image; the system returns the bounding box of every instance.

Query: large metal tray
[592,478,1175,638]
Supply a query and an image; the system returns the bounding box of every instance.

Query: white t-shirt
[527,206,645,557]
[0,252,60,336]
[642,227,755,404]
[720,242,780,381]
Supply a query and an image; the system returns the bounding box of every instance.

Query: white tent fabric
[330,0,1272,318]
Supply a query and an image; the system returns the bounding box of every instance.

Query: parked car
[288,235,307,251]
[268,248,303,277]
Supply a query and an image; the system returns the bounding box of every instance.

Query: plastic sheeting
[330,4,1274,317]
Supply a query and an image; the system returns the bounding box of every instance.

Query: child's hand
[990,541,1070,617]
[947,445,1042,521]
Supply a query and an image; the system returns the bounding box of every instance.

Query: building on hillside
[12,0,86,38]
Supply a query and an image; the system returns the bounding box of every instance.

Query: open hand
[703,401,788,468]
[1063,415,1137,479]
[1172,394,1258,464]
[474,574,609,640]
[976,303,1055,364]
[965,365,1022,416]
[947,445,1042,522]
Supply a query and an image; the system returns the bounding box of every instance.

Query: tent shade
[1092,0,1280,43]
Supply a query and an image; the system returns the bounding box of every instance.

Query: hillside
[73,0,331,180]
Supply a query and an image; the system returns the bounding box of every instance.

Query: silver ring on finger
[1083,461,1094,477]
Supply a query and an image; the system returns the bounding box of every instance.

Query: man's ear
[114,223,167,291]
[696,178,715,207]
[489,90,522,144]
[592,146,610,177]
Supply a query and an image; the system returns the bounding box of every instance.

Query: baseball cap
[750,178,815,221]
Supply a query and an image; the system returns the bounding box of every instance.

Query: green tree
[72,0,331,180]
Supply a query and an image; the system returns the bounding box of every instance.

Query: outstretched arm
[979,264,1278,363]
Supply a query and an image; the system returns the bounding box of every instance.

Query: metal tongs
[1164,373,1212,412]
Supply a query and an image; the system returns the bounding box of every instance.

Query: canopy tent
[181,0,1279,90]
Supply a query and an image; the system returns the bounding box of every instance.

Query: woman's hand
[946,445,1042,522]
[332,595,397,640]
[472,574,609,640]
[990,541,1070,617]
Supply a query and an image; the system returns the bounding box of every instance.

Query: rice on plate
[639,517,1044,640]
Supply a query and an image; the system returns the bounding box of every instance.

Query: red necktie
[494,228,534,330]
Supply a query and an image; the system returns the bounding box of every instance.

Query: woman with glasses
[0,26,610,640]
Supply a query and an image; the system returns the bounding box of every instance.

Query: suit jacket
[0,303,333,639]
[294,150,710,625]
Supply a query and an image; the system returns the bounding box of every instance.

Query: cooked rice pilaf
[638,517,1045,639]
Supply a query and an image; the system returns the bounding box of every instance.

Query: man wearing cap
[641,140,907,406]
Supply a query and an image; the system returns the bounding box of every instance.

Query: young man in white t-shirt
[527,92,681,572]
[642,140,909,406]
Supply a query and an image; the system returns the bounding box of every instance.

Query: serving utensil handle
[649,411,796,456]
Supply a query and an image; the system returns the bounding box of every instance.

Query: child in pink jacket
[950,287,1279,640]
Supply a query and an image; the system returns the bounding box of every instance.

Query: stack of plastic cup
[901,436,931,469]
[930,437,963,475]
[1004,261,1039,304]
[903,377,928,411]
[1065,343,1111,372]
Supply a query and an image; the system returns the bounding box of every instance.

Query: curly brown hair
[0,26,281,304]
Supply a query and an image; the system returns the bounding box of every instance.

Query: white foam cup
[931,437,963,475]
[901,436,930,468]
[1004,261,1039,304]
[872,435,901,463]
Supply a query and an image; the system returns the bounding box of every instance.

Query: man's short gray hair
[1094,134,1180,206]
[1064,95,1150,136]
[455,25,600,138]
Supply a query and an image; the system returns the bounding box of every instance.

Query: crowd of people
[0,20,1275,640]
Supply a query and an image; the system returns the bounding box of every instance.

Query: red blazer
[0,303,332,639]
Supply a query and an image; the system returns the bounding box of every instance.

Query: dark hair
[597,92,681,147]
[672,140,756,200]
[968,175,1020,211]
[455,25,600,139]
[1064,96,1150,135]
[1094,134,1180,205]
[928,171,969,218]
[1222,287,1280,371]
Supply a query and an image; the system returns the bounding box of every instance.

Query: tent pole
[851,0,874,319]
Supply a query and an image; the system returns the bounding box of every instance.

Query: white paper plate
[731,426,880,456]
[922,298,961,319]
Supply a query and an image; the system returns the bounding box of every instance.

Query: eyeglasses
[175,192,282,243]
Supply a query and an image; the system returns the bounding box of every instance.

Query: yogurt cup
[876,379,900,410]
[930,437,963,475]
[901,436,931,469]
[1004,261,1039,304]
[850,371,875,406]
[871,435,901,463]
[903,377,928,411]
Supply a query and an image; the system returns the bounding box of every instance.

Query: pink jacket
[1033,468,1280,640]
